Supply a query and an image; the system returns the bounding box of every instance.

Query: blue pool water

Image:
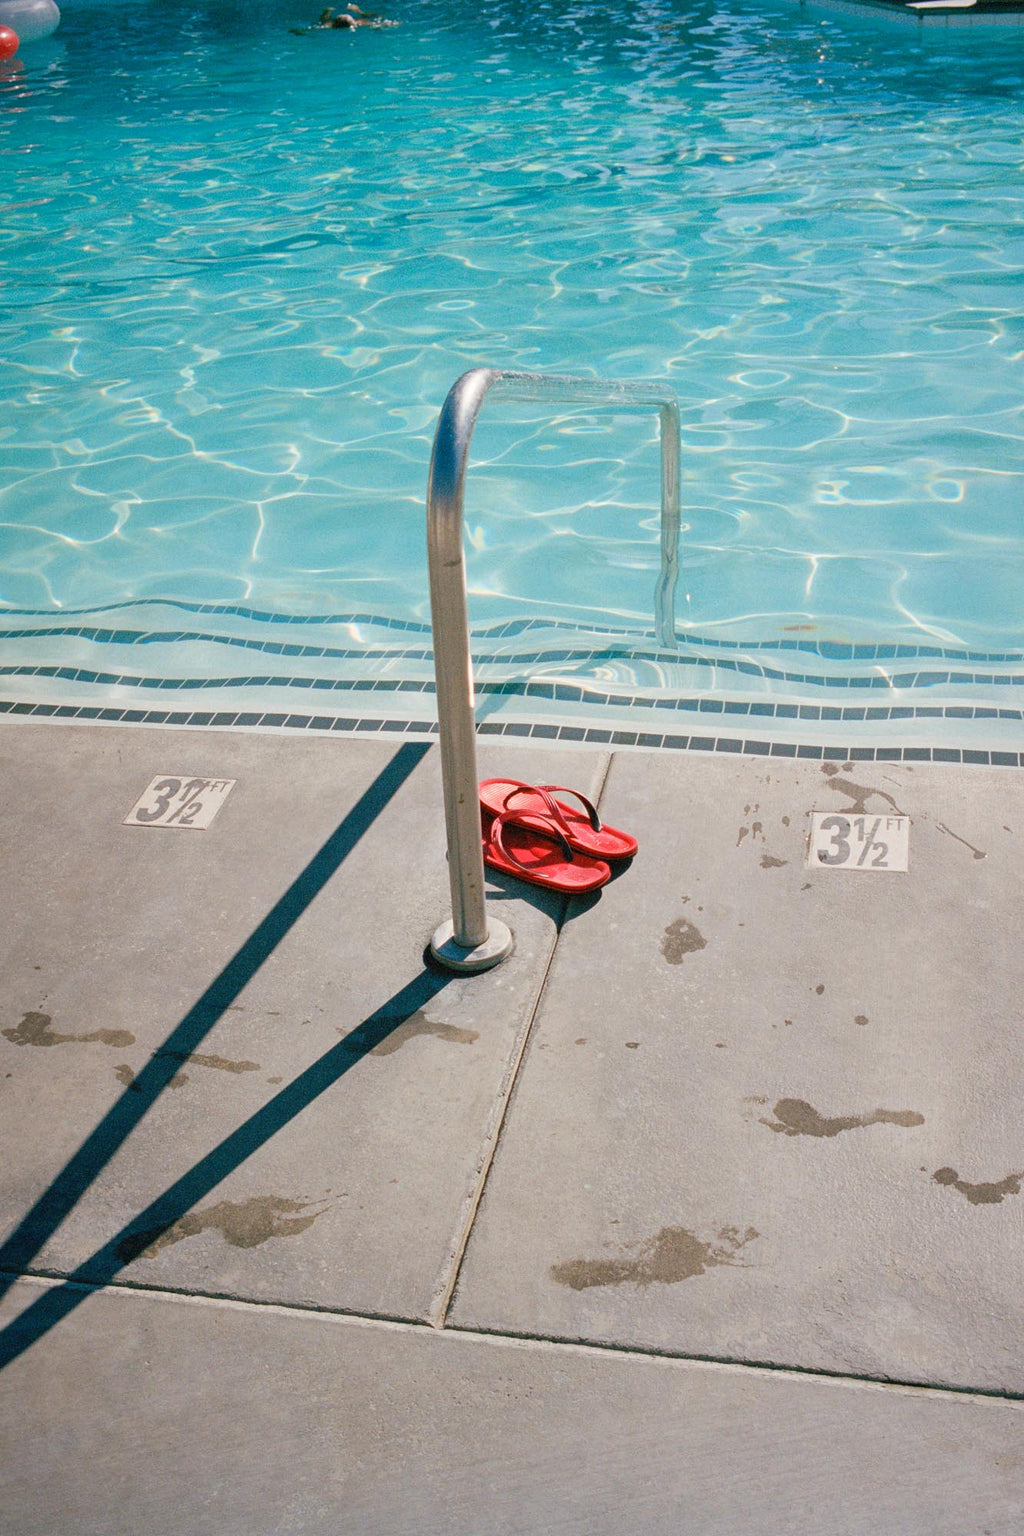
[1,0,1023,742]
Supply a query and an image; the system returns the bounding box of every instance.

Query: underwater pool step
[2,605,1024,748]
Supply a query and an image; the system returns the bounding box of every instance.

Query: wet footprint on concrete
[153,1048,260,1074]
[338,1009,478,1056]
[114,1064,189,1092]
[661,918,707,964]
[116,1193,332,1263]
[550,1224,758,1290]
[3,1011,135,1050]
[932,1167,1022,1205]
[761,1098,924,1138]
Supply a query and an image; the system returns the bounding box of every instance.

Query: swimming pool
[2,0,1023,746]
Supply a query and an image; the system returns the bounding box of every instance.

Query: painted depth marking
[807,812,909,872]
[124,776,236,830]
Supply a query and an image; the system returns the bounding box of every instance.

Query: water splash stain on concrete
[761,853,787,869]
[551,1225,758,1290]
[339,1009,478,1056]
[661,918,707,964]
[116,1194,330,1263]
[820,763,905,817]
[935,823,986,861]
[762,1098,925,1138]
[155,1048,260,1074]
[932,1167,1022,1205]
[2,1011,135,1050]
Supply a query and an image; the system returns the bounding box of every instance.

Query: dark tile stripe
[0,701,1018,769]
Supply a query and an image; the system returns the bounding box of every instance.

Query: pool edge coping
[1,698,1020,769]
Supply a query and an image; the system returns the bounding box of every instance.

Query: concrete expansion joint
[6,1269,1023,1409]
[426,830,594,1328]
[3,1266,433,1335]
[441,1320,1024,1407]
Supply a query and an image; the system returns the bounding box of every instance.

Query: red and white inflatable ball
[0,24,18,57]
[0,0,59,45]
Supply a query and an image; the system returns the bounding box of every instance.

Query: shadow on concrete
[0,740,437,1364]
[0,967,450,1371]
[482,859,633,924]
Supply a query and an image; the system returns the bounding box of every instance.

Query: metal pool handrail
[426,367,682,974]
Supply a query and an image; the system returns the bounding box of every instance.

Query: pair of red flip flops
[479,778,638,894]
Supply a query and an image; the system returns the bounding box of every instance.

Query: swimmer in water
[291,4,396,30]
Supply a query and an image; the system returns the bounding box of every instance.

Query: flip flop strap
[536,783,603,833]
[491,810,575,873]
[502,782,602,838]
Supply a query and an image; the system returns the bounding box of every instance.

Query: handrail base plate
[430,917,514,974]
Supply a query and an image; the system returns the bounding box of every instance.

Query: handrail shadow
[0,740,433,1350]
[0,965,450,1370]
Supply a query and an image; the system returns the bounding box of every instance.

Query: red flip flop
[479,778,638,863]
[483,810,611,894]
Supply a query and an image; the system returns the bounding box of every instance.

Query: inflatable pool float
[0,0,60,43]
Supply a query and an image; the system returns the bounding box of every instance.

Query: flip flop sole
[483,816,610,894]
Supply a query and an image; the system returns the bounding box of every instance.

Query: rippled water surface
[2,0,1023,735]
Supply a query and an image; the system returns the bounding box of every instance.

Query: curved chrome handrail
[426,367,682,973]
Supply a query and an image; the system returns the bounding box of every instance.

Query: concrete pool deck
[0,717,1021,1533]
[800,0,1024,23]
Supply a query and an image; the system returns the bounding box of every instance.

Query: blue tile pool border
[1,696,1020,768]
